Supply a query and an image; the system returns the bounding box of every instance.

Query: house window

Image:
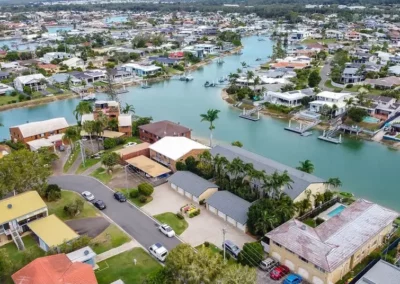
[285,248,294,254]
[273,241,282,248]
[299,256,308,263]
[314,265,326,273]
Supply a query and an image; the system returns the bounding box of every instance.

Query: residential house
[388,65,400,76]
[12,254,98,284]
[61,57,85,70]
[194,43,216,54]
[149,136,210,171]
[388,31,400,43]
[41,52,73,64]
[364,76,400,89]
[266,199,398,284]
[13,74,47,92]
[149,56,181,67]
[0,191,48,250]
[355,259,400,284]
[359,95,400,120]
[309,91,353,117]
[66,246,97,268]
[118,114,132,137]
[107,68,134,83]
[0,70,11,80]
[264,89,314,108]
[9,117,68,150]
[139,120,192,143]
[325,30,344,40]
[0,82,14,95]
[48,73,82,86]
[121,63,161,77]
[37,63,60,73]
[168,171,219,204]
[210,145,326,204]
[345,31,361,41]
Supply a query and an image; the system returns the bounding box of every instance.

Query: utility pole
[222,228,226,263]
[125,165,128,189]
[79,140,86,167]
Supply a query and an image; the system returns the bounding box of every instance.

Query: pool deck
[318,203,347,221]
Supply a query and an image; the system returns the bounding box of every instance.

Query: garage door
[218,211,226,220]
[236,222,246,232]
[171,183,177,190]
[271,252,281,261]
[208,205,217,214]
[227,216,236,226]
[312,276,324,284]
[178,187,184,195]
[284,260,295,271]
[298,268,309,280]
[192,196,199,203]
[185,191,192,199]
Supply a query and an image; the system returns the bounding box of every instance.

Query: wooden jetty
[318,128,342,144]
[284,119,320,135]
[239,106,262,121]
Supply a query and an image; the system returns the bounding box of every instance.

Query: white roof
[317,91,351,100]
[62,57,83,65]
[27,139,54,151]
[149,137,210,160]
[15,74,46,85]
[118,114,132,127]
[81,113,94,124]
[11,117,69,138]
[122,63,161,72]
[310,100,347,109]
[267,90,307,101]
[66,246,96,263]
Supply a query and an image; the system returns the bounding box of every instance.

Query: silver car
[82,191,95,201]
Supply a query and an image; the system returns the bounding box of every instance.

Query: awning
[126,155,171,178]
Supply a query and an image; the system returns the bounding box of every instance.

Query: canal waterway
[0,35,399,210]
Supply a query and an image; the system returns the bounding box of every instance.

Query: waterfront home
[210,145,326,204]
[325,29,344,40]
[193,43,216,54]
[359,95,400,120]
[0,191,48,250]
[68,70,106,84]
[139,120,192,143]
[13,73,47,92]
[309,91,353,117]
[0,82,14,95]
[41,52,73,64]
[363,76,400,89]
[266,199,398,284]
[355,259,400,284]
[48,73,82,86]
[149,136,210,171]
[12,254,98,284]
[9,117,68,149]
[264,89,314,108]
[118,114,133,137]
[148,56,181,67]
[121,63,161,77]
[61,57,85,70]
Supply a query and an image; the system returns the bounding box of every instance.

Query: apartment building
[139,120,192,143]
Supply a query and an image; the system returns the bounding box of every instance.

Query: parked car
[159,224,175,237]
[222,240,241,258]
[149,243,168,262]
[283,274,302,284]
[270,265,290,280]
[114,192,127,202]
[59,145,65,152]
[94,200,106,210]
[259,257,277,271]
[82,191,95,201]
[123,142,137,148]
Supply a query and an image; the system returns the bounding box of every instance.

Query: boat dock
[318,128,342,144]
[284,119,320,135]
[239,106,263,121]
[339,124,363,135]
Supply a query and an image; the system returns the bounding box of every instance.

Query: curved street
[49,175,182,251]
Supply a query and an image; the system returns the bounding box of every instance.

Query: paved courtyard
[142,183,254,249]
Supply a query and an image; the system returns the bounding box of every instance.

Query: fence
[297,196,340,221]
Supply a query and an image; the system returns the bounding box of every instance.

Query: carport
[81,130,125,139]
[126,155,171,180]
[206,191,251,232]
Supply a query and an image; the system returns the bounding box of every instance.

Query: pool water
[327,204,346,218]
[363,116,380,124]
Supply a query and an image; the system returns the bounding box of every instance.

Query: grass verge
[63,144,80,173]
[90,224,131,254]
[117,188,153,207]
[76,158,100,174]
[90,167,113,184]
[154,212,188,235]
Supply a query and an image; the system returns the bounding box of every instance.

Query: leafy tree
[73,101,93,122]
[0,249,13,282]
[308,70,321,87]
[82,120,96,151]
[108,118,119,131]
[296,159,314,174]
[200,109,221,147]
[231,141,243,147]
[138,183,154,196]
[121,103,135,114]
[45,184,61,201]
[37,147,59,165]
[176,161,187,171]
[348,107,368,123]
[101,152,120,172]
[104,138,117,149]
[63,197,84,217]
[238,242,264,267]
[0,149,51,197]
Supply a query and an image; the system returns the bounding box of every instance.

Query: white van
[259,257,277,271]
[149,243,168,262]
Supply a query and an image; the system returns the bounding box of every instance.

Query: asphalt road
[49,175,182,251]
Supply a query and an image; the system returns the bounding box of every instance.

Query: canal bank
[0,36,399,211]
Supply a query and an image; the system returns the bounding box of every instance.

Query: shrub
[346,83,353,88]
[63,198,84,217]
[238,242,264,267]
[130,189,139,198]
[138,195,147,203]
[348,107,368,123]
[316,217,325,226]
[199,199,206,205]
[188,208,200,218]
[204,241,210,247]
[45,184,61,201]
[103,138,117,149]
[176,212,184,219]
[138,183,154,196]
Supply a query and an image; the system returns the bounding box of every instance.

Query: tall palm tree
[237,68,242,74]
[241,61,247,68]
[213,154,228,182]
[255,211,278,234]
[325,177,342,189]
[262,170,293,199]
[344,97,355,108]
[73,101,93,122]
[331,104,339,119]
[296,159,314,174]
[253,76,261,92]
[63,126,80,151]
[82,120,95,152]
[246,70,254,88]
[93,120,104,148]
[200,109,220,147]
[121,103,135,114]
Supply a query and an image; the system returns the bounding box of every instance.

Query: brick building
[139,120,191,143]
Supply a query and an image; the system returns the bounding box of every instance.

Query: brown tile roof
[270,62,309,69]
[12,254,98,284]
[139,120,191,138]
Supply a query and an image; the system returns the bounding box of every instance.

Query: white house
[61,57,85,69]
[309,91,353,117]
[326,30,344,40]
[14,74,47,92]
[264,89,313,108]
[41,52,73,64]
[122,63,161,77]
[194,44,216,54]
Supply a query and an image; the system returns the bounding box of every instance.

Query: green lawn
[93,81,108,87]
[108,136,142,152]
[117,188,153,207]
[95,248,162,284]
[195,243,237,266]
[301,38,338,44]
[47,190,99,221]
[90,224,131,254]
[63,144,80,173]
[154,212,188,235]
[76,158,100,174]
[0,95,18,106]
[90,167,113,184]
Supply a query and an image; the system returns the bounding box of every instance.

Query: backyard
[154,212,189,235]
[95,248,162,284]
[90,224,131,254]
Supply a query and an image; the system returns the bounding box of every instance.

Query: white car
[81,191,95,201]
[159,224,175,237]
[149,243,168,262]
[123,142,137,148]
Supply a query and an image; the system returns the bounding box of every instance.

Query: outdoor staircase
[10,229,25,251]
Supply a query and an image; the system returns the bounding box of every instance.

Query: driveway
[49,175,182,251]
[319,57,333,91]
[142,183,254,249]
[66,217,109,238]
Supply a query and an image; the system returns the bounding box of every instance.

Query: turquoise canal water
[46,26,73,34]
[0,36,399,210]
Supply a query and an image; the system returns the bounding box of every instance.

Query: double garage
[206,191,250,232]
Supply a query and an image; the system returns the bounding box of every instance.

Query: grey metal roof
[210,145,325,200]
[356,260,400,284]
[206,191,251,225]
[168,171,218,197]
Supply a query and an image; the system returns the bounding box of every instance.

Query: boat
[256,58,262,61]
[235,51,243,55]
[216,58,224,65]
[81,93,96,101]
[204,81,210,87]
[141,80,151,89]
[258,38,265,41]
[180,73,194,82]
[218,76,228,83]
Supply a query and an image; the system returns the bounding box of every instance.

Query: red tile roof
[12,254,98,284]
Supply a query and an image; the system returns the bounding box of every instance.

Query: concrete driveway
[49,175,182,251]
[142,183,254,249]
[66,217,109,238]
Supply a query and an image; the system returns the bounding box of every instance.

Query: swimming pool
[363,116,380,124]
[327,204,346,218]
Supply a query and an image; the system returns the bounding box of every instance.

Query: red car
[269,265,290,280]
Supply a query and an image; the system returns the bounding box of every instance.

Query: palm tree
[121,103,135,114]
[331,104,339,119]
[237,68,242,74]
[93,120,104,148]
[255,211,278,234]
[262,170,293,199]
[325,177,342,189]
[82,120,95,152]
[241,61,247,68]
[228,72,239,83]
[213,154,229,183]
[344,97,356,108]
[253,76,261,92]
[63,126,80,151]
[296,159,314,174]
[200,109,220,147]
[246,70,254,88]
[73,101,93,122]
[65,75,72,90]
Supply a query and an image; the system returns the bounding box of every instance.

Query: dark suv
[114,192,127,202]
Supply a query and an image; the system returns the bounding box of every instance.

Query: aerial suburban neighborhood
[0,1,400,284]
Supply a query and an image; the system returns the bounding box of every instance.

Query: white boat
[180,73,194,82]
[81,93,96,101]
[216,58,225,64]
[141,80,151,89]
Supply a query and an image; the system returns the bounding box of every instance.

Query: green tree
[325,177,342,189]
[63,126,81,152]
[138,183,154,196]
[101,152,120,172]
[132,116,153,136]
[348,107,368,122]
[296,159,314,174]
[37,147,59,165]
[231,141,243,147]
[200,109,221,147]
[238,242,264,267]
[0,249,13,282]
[63,197,84,217]
[262,170,293,199]
[308,70,321,88]
[82,120,96,151]
[121,103,135,114]
[73,101,93,122]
